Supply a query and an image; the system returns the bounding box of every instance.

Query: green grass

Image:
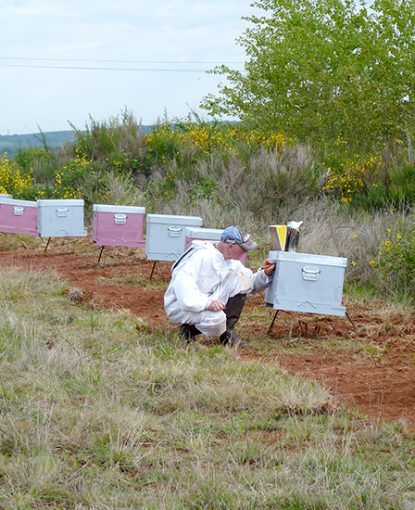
[0,233,44,251]
[344,279,382,298]
[97,273,168,290]
[0,268,415,509]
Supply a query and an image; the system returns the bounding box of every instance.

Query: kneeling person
[163,225,275,346]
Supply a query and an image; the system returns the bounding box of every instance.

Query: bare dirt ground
[2,238,415,431]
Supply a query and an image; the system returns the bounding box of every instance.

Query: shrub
[145,142,323,225]
[13,147,59,184]
[70,110,147,175]
[389,164,415,207]
[323,146,415,211]
[347,164,415,211]
[145,122,181,165]
[322,154,380,205]
[144,120,289,165]
[52,155,91,199]
[0,155,35,199]
[377,225,415,299]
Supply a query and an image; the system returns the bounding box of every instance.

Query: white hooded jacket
[164,241,270,336]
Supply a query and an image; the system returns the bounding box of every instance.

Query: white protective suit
[164,241,271,336]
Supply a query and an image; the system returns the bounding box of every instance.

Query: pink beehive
[0,198,38,237]
[92,204,146,248]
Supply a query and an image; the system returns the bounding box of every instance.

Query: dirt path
[2,239,415,431]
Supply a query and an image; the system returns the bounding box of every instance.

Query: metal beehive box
[92,204,146,248]
[184,226,248,265]
[184,227,223,249]
[37,199,87,237]
[265,250,347,316]
[146,214,203,261]
[0,197,38,237]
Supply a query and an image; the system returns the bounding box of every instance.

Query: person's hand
[207,299,226,311]
[262,258,276,276]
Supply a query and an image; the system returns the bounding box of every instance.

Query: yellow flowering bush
[0,155,34,198]
[377,227,415,297]
[323,154,379,204]
[144,121,288,160]
[143,121,293,206]
[239,130,287,150]
[52,155,90,199]
[348,231,381,280]
[144,123,180,163]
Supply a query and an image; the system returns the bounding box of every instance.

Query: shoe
[219,330,249,348]
[179,324,200,342]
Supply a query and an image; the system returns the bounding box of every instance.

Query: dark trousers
[223,293,246,331]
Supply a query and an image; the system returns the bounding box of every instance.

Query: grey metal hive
[146,214,203,261]
[265,250,347,316]
[37,199,87,237]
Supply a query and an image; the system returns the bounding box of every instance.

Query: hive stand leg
[149,260,157,280]
[97,246,105,265]
[345,311,357,330]
[267,310,280,335]
[44,237,52,253]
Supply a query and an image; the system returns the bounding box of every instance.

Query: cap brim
[240,239,257,251]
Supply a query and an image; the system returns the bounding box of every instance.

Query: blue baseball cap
[221,225,257,251]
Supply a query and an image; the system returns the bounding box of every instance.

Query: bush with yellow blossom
[144,120,288,163]
[52,155,91,199]
[377,227,415,299]
[0,155,35,199]
[323,154,379,205]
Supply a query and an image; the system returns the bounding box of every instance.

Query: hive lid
[93,204,145,213]
[269,250,348,267]
[37,199,84,206]
[147,214,203,226]
[0,197,37,207]
[185,227,223,238]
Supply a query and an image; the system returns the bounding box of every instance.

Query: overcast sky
[0,0,258,135]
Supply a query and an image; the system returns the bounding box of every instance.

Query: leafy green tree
[202,0,415,154]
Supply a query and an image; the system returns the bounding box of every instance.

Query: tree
[201,0,415,154]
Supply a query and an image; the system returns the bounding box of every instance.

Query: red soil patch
[1,238,415,431]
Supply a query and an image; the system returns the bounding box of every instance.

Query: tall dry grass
[151,144,321,229]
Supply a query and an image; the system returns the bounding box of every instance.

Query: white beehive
[265,250,347,316]
[184,227,223,250]
[37,199,87,237]
[146,214,203,261]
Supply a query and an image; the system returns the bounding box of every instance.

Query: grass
[97,273,167,290]
[0,233,44,251]
[1,268,415,509]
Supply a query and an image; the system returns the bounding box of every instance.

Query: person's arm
[251,258,276,292]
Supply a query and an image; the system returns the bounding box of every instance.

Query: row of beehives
[0,196,229,262]
[0,194,349,319]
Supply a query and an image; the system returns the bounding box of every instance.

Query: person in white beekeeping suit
[164,225,276,346]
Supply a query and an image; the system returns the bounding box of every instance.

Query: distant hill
[0,131,77,157]
[0,125,154,157]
